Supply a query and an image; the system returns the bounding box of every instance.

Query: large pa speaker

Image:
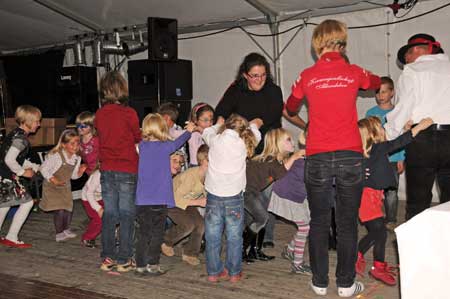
[128,59,192,102]
[128,60,158,100]
[129,98,159,125]
[148,17,178,61]
[56,66,99,124]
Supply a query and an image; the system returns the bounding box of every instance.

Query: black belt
[413,124,450,131]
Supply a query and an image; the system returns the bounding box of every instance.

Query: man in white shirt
[385,33,450,220]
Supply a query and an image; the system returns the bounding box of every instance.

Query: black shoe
[248,247,275,261]
[81,239,96,248]
[243,250,256,264]
[256,248,275,261]
[262,241,274,248]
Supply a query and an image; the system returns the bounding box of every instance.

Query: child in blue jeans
[202,114,261,283]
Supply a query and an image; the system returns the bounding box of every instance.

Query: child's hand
[22,168,35,178]
[292,149,306,160]
[97,207,104,218]
[249,118,264,129]
[50,176,65,186]
[184,121,196,133]
[196,197,207,207]
[216,116,225,126]
[78,164,87,176]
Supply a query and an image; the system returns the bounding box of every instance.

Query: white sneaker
[310,281,327,296]
[56,232,69,242]
[338,281,364,297]
[63,229,77,239]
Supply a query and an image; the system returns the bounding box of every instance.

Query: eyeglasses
[76,124,89,129]
[247,73,267,80]
[198,118,213,123]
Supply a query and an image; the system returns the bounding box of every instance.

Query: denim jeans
[384,162,399,223]
[205,192,244,276]
[100,171,137,264]
[135,205,167,267]
[305,151,363,288]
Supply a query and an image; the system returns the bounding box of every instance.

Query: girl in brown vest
[39,129,86,242]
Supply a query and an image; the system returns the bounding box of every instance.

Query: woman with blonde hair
[285,19,381,297]
[134,113,195,276]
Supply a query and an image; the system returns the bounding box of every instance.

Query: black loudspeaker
[128,59,192,125]
[148,17,178,61]
[128,60,158,100]
[129,99,159,125]
[128,59,192,101]
[56,66,98,124]
[159,60,192,101]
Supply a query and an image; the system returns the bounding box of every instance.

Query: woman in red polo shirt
[285,19,380,298]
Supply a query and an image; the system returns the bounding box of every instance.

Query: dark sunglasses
[76,124,89,129]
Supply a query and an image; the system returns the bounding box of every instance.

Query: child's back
[95,103,141,173]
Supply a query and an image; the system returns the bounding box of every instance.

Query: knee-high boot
[242,228,256,264]
[247,228,275,261]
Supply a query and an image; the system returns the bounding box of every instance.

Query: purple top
[272,158,307,203]
[136,131,191,207]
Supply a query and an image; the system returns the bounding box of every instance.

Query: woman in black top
[216,52,283,154]
[216,53,284,261]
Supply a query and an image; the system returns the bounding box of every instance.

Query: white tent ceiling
[0,0,405,54]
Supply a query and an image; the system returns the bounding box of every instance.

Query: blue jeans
[305,151,363,288]
[205,192,244,276]
[100,171,137,264]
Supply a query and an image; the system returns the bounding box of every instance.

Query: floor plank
[0,200,403,299]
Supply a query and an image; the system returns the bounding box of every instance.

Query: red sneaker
[0,238,32,249]
[229,272,243,283]
[355,252,366,276]
[207,269,229,282]
[369,261,397,286]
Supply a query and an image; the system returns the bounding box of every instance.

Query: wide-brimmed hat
[397,33,443,64]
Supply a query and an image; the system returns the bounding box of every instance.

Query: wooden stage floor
[0,200,402,299]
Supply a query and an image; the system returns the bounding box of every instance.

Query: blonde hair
[218,114,257,158]
[358,116,386,158]
[15,105,41,127]
[254,128,292,162]
[312,19,347,56]
[49,129,79,154]
[141,113,171,142]
[99,71,129,105]
[75,111,96,135]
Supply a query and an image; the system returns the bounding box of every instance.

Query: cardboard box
[6,118,67,146]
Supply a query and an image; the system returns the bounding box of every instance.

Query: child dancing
[356,116,432,285]
[203,114,261,283]
[40,129,86,242]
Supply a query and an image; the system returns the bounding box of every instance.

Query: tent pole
[34,0,103,32]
